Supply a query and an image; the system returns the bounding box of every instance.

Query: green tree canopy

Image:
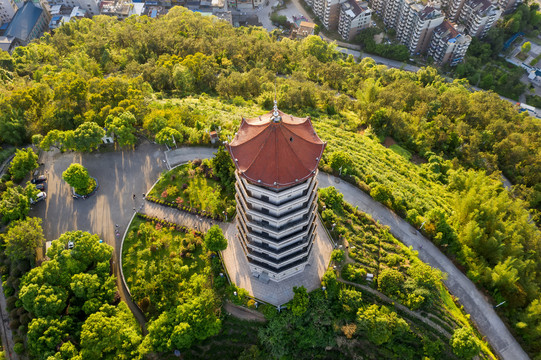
[450,327,481,359]
[3,216,45,264]
[62,163,91,195]
[9,148,38,182]
[0,184,30,222]
[291,286,309,316]
[155,126,182,148]
[357,304,410,345]
[105,111,137,148]
[204,225,227,252]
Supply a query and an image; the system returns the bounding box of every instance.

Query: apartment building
[396,1,444,54]
[337,0,371,41]
[428,20,471,65]
[459,0,501,37]
[370,0,402,28]
[0,0,19,23]
[311,0,342,29]
[496,0,520,14]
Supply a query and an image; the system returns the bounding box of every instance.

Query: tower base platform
[221,217,334,306]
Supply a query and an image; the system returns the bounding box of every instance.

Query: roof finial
[273,77,281,123]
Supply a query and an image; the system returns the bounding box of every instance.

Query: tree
[212,146,235,194]
[522,41,531,53]
[3,217,45,264]
[79,303,142,360]
[378,268,404,298]
[291,286,309,316]
[330,249,345,263]
[155,127,182,148]
[62,163,91,195]
[9,148,38,182]
[357,304,410,345]
[329,151,353,174]
[105,112,137,148]
[27,316,73,360]
[72,122,105,152]
[0,185,30,222]
[204,225,227,252]
[450,327,481,359]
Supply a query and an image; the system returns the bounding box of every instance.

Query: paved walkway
[317,172,529,360]
[223,301,266,322]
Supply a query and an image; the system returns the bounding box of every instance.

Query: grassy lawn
[390,144,412,161]
[122,216,209,318]
[148,161,236,219]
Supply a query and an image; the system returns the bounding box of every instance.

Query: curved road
[30,145,528,360]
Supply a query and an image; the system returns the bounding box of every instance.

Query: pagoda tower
[226,102,326,282]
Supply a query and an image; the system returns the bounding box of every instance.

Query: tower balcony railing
[249,255,310,275]
[238,212,316,249]
[236,181,316,218]
[247,241,314,268]
[236,191,316,230]
[240,174,317,206]
[246,233,314,259]
[238,205,317,239]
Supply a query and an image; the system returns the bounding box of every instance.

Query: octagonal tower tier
[226,102,326,282]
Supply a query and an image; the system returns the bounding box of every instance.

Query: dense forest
[0,6,539,358]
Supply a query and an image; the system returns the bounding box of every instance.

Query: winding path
[31,145,528,360]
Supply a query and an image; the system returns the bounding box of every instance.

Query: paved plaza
[222,217,334,306]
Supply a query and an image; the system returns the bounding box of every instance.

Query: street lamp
[223,210,227,222]
[332,223,336,232]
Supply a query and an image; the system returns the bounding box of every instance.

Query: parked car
[31,175,47,184]
[30,192,46,205]
[35,183,45,191]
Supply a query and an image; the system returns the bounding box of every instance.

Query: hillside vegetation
[0,6,539,357]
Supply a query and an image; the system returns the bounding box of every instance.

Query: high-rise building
[496,0,520,14]
[396,1,444,54]
[370,0,402,28]
[428,20,471,66]
[442,0,465,21]
[312,0,343,30]
[337,0,371,41]
[0,0,20,24]
[226,101,326,282]
[459,0,501,37]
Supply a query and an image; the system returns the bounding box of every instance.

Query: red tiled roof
[226,107,326,189]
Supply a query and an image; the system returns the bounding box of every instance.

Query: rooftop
[227,102,326,189]
[4,1,43,41]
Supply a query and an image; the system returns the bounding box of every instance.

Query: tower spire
[273,78,281,123]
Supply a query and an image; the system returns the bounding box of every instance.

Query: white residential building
[396,1,444,54]
[459,0,501,38]
[338,0,371,41]
[428,20,471,66]
[0,0,20,23]
[312,0,342,30]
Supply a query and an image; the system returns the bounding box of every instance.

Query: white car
[30,192,46,205]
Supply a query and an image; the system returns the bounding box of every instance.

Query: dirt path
[224,301,266,323]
